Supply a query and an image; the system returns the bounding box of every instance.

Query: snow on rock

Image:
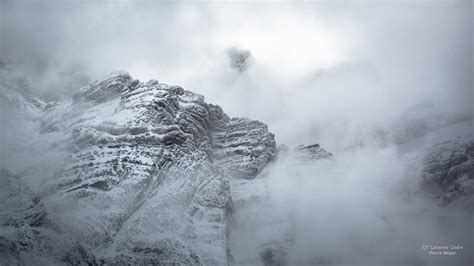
[210,104,277,180]
[293,143,333,162]
[398,118,474,209]
[421,135,474,208]
[3,67,472,265]
[0,169,99,265]
[0,71,276,264]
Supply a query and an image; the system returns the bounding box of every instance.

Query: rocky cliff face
[1,70,277,265]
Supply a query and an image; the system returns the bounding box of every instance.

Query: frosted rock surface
[210,104,277,179]
[294,143,333,162]
[0,169,98,265]
[421,136,474,207]
[0,71,277,264]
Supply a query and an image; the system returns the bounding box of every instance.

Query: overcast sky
[1,0,472,147]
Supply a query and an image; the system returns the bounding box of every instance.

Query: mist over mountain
[1,1,473,265]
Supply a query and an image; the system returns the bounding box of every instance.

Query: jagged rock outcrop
[294,143,333,162]
[0,169,98,265]
[0,70,277,265]
[275,143,332,164]
[421,136,474,207]
[210,104,276,179]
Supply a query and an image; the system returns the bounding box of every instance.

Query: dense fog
[1,0,472,265]
[2,1,471,148]
[263,144,471,265]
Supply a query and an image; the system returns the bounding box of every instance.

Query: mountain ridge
[1,69,470,265]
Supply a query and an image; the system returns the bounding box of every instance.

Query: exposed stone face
[421,136,474,207]
[274,143,332,165]
[294,143,333,162]
[72,71,133,104]
[0,169,98,265]
[210,110,277,179]
[0,70,277,265]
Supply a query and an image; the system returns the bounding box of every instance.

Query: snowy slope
[0,71,276,265]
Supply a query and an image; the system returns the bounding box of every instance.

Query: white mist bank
[253,142,472,265]
[229,120,473,265]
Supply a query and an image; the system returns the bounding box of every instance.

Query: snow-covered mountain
[0,68,472,265]
[1,69,278,265]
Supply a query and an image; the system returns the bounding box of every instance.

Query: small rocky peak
[294,143,333,161]
[72,71,134,104]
